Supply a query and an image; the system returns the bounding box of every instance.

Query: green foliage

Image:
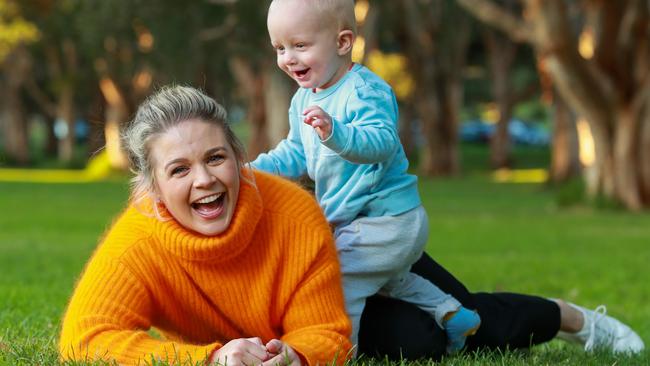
[459,143,550,173]
[1,175,649,365]
[554,178,585,207]
[0,0,40,62]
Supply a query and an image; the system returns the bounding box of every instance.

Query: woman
[59,86,352,365]
[359,254,645,360]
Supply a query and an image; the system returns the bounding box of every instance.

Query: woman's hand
[262,339,303,366]
[208,337,269,366]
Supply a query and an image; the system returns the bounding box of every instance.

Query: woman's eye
[208,155,225,164]
[170,166,188,176]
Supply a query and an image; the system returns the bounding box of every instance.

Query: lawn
[1,167,649,365]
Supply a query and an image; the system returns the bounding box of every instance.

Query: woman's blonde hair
[122,85,247,206]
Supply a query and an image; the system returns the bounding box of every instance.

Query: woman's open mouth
[191,193,225,219]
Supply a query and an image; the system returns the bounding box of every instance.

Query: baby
[252,0,480,354]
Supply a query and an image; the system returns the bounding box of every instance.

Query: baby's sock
[444,307,481,354]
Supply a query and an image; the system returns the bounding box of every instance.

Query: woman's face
[149,119,240,236]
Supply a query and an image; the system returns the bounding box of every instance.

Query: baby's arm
[251,106,308,178]
[319,86,400,164]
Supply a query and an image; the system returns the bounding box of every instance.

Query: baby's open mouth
[294,69,309,77]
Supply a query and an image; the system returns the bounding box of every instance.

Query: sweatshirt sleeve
[251,104,307,179]
[280,228,353,366]
[59,252,218,365]
[321,85,400,164]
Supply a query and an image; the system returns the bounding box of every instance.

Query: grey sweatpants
[334,205,461,346]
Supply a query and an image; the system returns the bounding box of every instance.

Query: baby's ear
[337,30,355,56]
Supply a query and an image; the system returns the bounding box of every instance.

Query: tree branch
[205,0,237,4]
[513,80,540,105]
[631,73,650,116]
[198,13,238,41]
[456,0,532,43]
[24,78,56,118]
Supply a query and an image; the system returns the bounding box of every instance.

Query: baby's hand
[302,106,333,140]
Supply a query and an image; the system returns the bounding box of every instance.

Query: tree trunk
[229,56,269,158]
[639,102,650,205]
[526,0,617,199]
[417,75,460,176]
[417,92,443,176]
[460,0,650,210]
[437,75,461,175]
[99,77,129,169]
[399,102,418,162]
[1,46,31,165]
[57,84,76,163]
[1,85,29,165]
[613,106,642,210]
[44,117,58,156]
[358,1,380,65]
[485,29,517,168]
[247,81,268,158]
[402,0,466,176]
[550,95,580,182]
[57,39,79,163]
[264,67,292,146]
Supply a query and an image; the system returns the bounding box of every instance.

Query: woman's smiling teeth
[194,193,222,205]
[191,193,225,218]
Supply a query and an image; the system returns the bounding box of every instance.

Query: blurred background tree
[0,0,40,165]
[1,0,649,211]
[458,0,650,210]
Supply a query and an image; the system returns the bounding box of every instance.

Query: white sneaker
[557,303,645,354]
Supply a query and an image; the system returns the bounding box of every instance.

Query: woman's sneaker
[444,306,481,354]
[557,303,645,354]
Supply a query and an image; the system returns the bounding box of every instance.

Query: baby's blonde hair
[271,0,357,34]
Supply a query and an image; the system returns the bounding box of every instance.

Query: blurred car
[459,119,495,143]
[460,118,550,146]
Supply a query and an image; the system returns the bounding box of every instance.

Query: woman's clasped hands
[209,337,302,366]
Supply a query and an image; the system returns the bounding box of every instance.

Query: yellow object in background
[492,168,548,184]
[0,150,114,183]
[365,50,415,100]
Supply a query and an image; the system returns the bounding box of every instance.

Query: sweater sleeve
[321,85,400,164]
[59,252,218,365]
[280,229,352,366]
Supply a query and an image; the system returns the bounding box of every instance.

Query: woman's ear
[150,191,161,203]
[337,30,355,56]
[149,182,162,203]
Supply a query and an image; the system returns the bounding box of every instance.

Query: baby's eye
[275,45,285,53]
[295,43,305,49]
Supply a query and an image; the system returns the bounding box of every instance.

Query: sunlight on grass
[1,176,648,365]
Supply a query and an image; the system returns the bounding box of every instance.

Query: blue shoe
[444,307,481,354]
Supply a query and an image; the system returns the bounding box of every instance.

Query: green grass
[1,172,649,365]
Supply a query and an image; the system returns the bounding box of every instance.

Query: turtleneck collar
[153,173,263,262]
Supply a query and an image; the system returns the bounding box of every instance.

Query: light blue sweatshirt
[251,64,420,226]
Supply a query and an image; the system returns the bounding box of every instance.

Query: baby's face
[268,0,349,91]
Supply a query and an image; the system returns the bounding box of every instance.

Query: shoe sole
[463,321,481,337]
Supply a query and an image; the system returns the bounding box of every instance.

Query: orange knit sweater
[59,171,351,365]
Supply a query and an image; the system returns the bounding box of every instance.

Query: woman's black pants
[358,253,561,360]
